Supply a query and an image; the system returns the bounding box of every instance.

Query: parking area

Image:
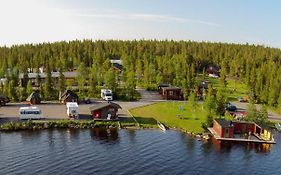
[0,89,163,123]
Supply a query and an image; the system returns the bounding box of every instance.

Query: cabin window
[21,110,40,114]
[169,91,173,96]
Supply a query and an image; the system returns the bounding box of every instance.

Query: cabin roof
[215,118,234,127]
[26,92,41,101]
[161,86,182,91]
[19,71,77,79]
[60,90,78,101]
[89,102,121,112]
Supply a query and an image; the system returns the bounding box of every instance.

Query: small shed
[206,65,220,77]
[161,87,182,100]
[26,91,41,105]
[89,102,122,120]
[59,90,79,104]
[158,83,170,94]
[213,118,234,138]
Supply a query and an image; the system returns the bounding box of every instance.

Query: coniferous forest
[0,39,281,111]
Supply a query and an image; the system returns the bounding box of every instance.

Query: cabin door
[242,124,246,134]
[224,128,230,138]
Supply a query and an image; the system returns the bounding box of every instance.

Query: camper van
[66,102,79,119]
[19,106,44,120]
[101,89,113,101]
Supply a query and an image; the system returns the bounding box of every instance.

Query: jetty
[208,119,276,144]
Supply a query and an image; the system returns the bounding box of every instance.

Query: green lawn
[199,75,248,101]
[129,102,208,134]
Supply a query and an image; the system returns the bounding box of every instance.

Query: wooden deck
[208,128,276,144]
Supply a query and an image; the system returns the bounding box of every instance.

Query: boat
[157,121,166,131]
[275,123,281,132]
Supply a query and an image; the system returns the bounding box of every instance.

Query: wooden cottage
[89,102,122,120]
[26,91,41,105]
[213,118,235,138]
[158,83,170,94]
[206,65,220,77]
[59,90,79,104]
[161,87,183,100]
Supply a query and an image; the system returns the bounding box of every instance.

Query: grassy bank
[198,75,247,101]
[0,120,121,131]
[130,102,208,134]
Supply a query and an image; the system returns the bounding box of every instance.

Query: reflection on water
[90,128,119,142]
[211,136,273,153]
[0,129,280,175]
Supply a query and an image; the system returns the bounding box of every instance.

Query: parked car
[225,102,237,112]
[237,96,247,102]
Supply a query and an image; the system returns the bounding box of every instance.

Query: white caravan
[101,89,113,101]
[66,102,79,119]
[19,106,44,120]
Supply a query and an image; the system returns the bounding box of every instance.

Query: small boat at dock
[157,121,167,131]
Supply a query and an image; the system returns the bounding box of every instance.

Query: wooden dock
[208,128,276,144]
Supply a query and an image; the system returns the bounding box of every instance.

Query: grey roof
[60,90,78,101]
[19,71,77,79]
[26,92,41,102]
[110,59,122,65]
[89,102,121,112]
[215,118,233,128]
[161,87,182,90]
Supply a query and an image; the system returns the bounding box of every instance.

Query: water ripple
[0,129,280,175]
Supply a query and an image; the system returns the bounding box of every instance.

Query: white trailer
[66,102,79,119]
[101,89,113,101]
[19,106,44,120]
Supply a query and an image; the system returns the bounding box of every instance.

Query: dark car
[225,102,237,112]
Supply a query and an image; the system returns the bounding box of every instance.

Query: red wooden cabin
[89,102,121,120]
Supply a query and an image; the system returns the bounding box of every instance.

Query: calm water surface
[0,128,280,175]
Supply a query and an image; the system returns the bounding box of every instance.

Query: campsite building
[209,118,275,144]
[161,87,183,100]
[158,83,170,94]
[89,102,121,120]
[206,66,220,77]
[59,90,79,104]
[26,91,41,105]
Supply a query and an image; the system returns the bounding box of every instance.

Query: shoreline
[0,119,210,141]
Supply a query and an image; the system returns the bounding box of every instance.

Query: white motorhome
[66,102,79,119]
[101,89,113,101]
[19,106,44,120]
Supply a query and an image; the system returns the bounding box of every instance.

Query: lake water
[0,128,280,175]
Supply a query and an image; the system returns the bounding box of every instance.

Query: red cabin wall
[234,122,255,134]
[213,120,223,137]
[92,110,102,119]
[229,127,234,138]
[92,106,118,119]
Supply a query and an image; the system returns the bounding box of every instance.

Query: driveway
[231,101,281,122]
[116,88,163,116]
